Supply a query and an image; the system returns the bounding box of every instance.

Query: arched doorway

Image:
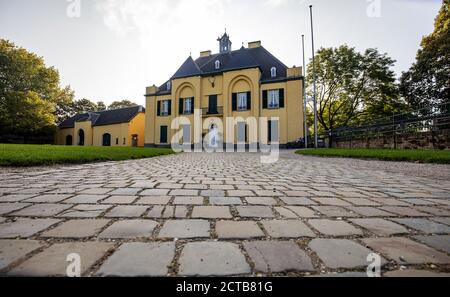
[65,135,73,146]
[102,133,111,146]
[78,129,85,146]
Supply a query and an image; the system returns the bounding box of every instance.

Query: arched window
[270,67,277,78]
[102,133,111,146]
[215,60,220,70]
[78,129,85,146]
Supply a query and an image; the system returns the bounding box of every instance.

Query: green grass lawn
[295,148,450,164]
[0,144,174,167]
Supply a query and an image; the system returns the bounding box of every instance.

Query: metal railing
[201,106,224,116]
[327,102,450,147]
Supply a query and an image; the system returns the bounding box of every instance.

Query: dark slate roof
[172,56,203,79]
[153,45,292,96]
[59,106,145,128]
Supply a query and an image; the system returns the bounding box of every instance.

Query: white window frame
[161,100,169,116]
[268,90,280,109]
[215,60,220,70]
[237,92,247,111]
[184,98,193,114]
[271,67,277,78]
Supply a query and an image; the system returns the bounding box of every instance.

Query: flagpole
[309,5,318,148]
[301,34,308,149]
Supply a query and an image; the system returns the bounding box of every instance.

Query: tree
[71,99,98,114]
[0,39,75,137]
[97,101,107,111]
[306,45,406,135]
[108,99,137,110]
[400,0,450,112]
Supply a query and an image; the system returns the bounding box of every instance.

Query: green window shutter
[179,99,183,115]
[262,90,268,109]
[279,89,285,108]
[157,101,161,116]
[168,100,172,116]
[232,93,237,111]
[246,91,251,110]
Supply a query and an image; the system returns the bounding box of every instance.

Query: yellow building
[145,32,304,148]
[56,106,146,147]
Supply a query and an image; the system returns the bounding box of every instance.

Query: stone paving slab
[308,219,362,236]
[309,238,384,269]
[10,203,72,217]
[99,220,158,239]
[262,220,315,238]
[0,203,31,215]
[243,241,314,273]
[8,242,114,276]
[0,218,61,238]
[349,218,409,236]
[0,240,43,271]
[96,242,175,276]
[41,219,110,238]
[1,151,450,276]
[362,237,450,264]
[413,235,450,253]
[158,220,210,239]
[178,242,251,276]
[216,221,265,239]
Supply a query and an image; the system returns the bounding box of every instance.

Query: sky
[0,0,442,106]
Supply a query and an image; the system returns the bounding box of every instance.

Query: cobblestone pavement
[1,152,450,277]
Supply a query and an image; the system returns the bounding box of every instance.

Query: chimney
[146,85,159,95]
[248,41,261,48]
[200,50,211,57]
[287,66,302,78]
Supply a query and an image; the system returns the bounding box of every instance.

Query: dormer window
[167,81,171,90]
[271,67,277,78]
[215,60,220,70]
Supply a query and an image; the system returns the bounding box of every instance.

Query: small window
[162,100,169,116]
[184,98,193,114]
[268,90,280,109]
[271,67,277,78]
[116,138,119,145]
[215,60,220,70]
[237,93,248,111]
[167,81,171,90]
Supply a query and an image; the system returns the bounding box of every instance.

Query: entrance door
[131,134,138,147]
[66,135,73,146]
[78,129,85,146]
[102,133,111,146]
[208,95,218,114]
[160,126,168,144]
[209,124,219,148]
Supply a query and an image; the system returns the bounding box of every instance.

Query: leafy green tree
[71,98,98,114]
[306,45,406,135]
[400,0,449,112]
[108,99,137,110]
[97,101,107,111]
[0,39,75,137]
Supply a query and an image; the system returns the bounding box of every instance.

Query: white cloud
[95,0,229,49]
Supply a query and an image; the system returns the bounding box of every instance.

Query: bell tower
[217,31,232,53]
